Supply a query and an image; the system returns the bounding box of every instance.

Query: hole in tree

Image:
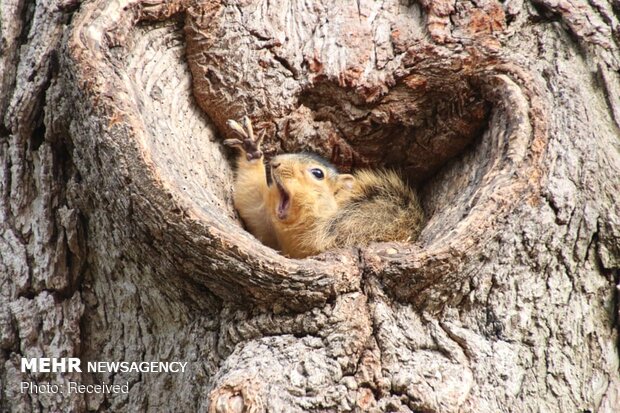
[120,20,516,262]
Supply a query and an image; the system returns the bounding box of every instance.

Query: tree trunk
[1,0,619,412]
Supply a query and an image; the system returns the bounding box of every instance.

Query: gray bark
[1,0,619,412]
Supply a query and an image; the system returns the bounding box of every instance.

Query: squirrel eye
[310,168,324,180]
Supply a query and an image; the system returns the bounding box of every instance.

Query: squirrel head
[267,153,355,227]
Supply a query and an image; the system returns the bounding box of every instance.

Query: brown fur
[226,118,424,258]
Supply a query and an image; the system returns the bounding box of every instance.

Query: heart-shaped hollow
[66,1,547,313]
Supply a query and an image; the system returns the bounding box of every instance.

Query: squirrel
[224,117,424,259]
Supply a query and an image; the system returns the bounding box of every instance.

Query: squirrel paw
[225,116,264,161]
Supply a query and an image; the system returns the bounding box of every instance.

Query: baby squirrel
[225,117,424,259]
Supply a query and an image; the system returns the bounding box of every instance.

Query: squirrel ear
[337,174,355,191]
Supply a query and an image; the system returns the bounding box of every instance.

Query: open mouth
[276,181,290,220]
[270,166,290,220]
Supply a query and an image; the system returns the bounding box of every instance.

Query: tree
[1,0,619,411]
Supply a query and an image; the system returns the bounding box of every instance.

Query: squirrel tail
[320,169,425,248]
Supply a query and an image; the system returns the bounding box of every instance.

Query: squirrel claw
[226,117,263,160]
[227,119,248,139]
[224,138,243,148]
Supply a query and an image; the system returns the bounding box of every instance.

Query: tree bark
[1,0,619,412]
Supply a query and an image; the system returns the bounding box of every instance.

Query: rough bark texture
[1,0,619,412]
